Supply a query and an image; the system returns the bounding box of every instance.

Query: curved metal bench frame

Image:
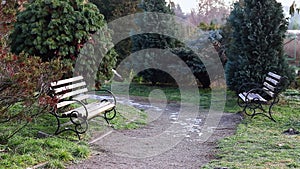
[237,72,285,122]
[49,76,116,139]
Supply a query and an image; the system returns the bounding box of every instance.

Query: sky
[168,0,296,14]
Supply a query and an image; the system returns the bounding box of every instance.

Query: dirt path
[67,96,242,169]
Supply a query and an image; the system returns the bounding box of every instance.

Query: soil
[67,96,243,169]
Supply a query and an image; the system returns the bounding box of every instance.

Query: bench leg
[242,104,276,122]
[103,108,117,126]
[237,96,247,108]
[251,111,276,122]
[52,113,88,140]
[266,103,277,122]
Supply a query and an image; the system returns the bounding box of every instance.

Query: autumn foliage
[0,43,72,143]
[1,1,71,142]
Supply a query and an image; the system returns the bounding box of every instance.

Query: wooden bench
[237,72,285,122]
[48,76,117,139]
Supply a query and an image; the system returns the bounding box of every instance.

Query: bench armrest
[87,89,117,106]
[51,98,89,118]
[238,82,261,95]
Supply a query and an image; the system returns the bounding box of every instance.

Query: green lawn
[203,93,300,169]
[108,82,240,112]
[0,103,146,169]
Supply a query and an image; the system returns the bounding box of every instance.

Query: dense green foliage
[89,0,139,22]
[171,48,211,88]
[0,0,25,38]
[128,0,214,87]
[76,25,118,87]
[9,0,118,84]
[9,0,103,60]
[130,0,180,85]
[90,0,214,88]
[131,0,177,51]
[225,0,295,92]
[89,0,140,65]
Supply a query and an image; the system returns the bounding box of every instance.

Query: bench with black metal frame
[48,76,117,139]
[237,72,286,122]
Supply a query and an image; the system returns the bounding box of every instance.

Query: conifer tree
[9,0,117,84]
[89,0,140,65]
[131,0,179,85]
[225,0,294,92]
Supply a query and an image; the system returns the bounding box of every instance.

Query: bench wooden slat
[238,93,246,101]
[51,76,84,87]
[88,103,115,119]
[57,88,88,100]
[56,94,90,108]
[60,103,115,127]
[267,72,281,80]
[265,77,279,86]
[262,87,275,97]
[61,102,105,116]
[53,81,87,93]
[263,82,275,91]
[85,102,111,112]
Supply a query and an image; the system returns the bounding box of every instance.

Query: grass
[0,102,147,169]
[86,103,147,133]
[203,94,300,169]
[0,128,90,169]
[107,82,241,112]
[111,103,147,129]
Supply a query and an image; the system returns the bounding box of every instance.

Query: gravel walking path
[67,96,242,169]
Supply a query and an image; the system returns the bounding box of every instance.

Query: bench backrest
[50,76,90,109]
[262,72,282,98]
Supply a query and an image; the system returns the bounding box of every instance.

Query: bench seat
[62,99,115,119]
[238,92,267,102]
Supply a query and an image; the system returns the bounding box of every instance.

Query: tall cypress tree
[225,0,294,92]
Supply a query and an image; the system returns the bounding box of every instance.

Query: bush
[171,47,211,88]
[129,47,214,88]
[9,0,104,60]
[89,0,140,66]
[130,0,180,85]
[198,22,221,31]
[76,29,118,87]
[0,46,71,143]
[9,0,117,85]
[0,0,27,46]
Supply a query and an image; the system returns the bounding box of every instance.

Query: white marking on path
[89,130,114,144]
